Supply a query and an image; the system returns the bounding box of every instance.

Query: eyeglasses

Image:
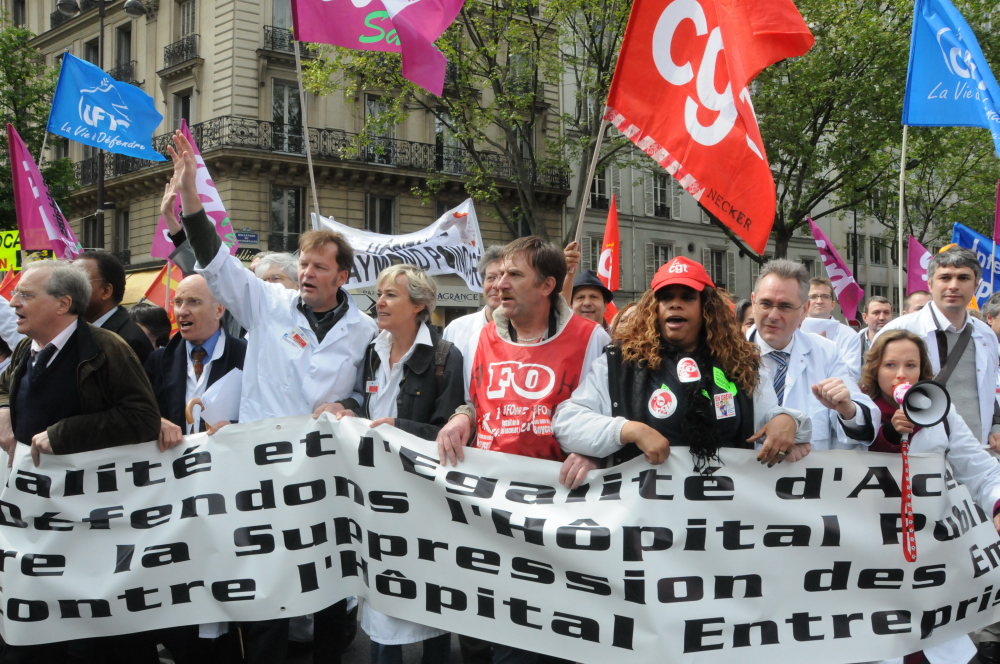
[808,293,833,301]
[755,300,802,315]
[10,289,39,302]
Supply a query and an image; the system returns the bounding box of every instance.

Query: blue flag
[902,0,1000,157]
[950,222,999,305]
[47,53,165,161]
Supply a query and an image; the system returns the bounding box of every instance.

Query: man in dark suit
[0,260,160,663]
[74,250,154,364]
[145,274,246,446]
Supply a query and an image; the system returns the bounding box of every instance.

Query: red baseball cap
[651,256,715,292]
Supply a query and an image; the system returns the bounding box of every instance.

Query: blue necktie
[771,351,789,406]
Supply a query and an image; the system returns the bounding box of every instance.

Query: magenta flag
[290,0,401,54]
[807,217,865,320]
[6,124,81,259]
[151,120,237,260]
[907,236,931,297]
[292,0,464,95]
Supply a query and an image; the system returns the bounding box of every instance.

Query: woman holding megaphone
[860,329,1000,664]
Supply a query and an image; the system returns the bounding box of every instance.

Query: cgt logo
[486,361,555,399]
[650,0,762,158]
[78,78,131,131]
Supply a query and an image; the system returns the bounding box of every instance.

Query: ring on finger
[775,450,788,457]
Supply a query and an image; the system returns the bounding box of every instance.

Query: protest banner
[950,222,999,306]
[1,415,999,663]
[317,199,483,291]
[908,236,932,296]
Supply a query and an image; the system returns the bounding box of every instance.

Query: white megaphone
[892,381,950,430]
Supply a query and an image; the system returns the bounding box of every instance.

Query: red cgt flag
[598,198,620,323]
[0,270,19,302]
[605,0,814,254]
[143,262,185,334]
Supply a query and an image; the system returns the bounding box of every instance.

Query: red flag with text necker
[605,0,814,254]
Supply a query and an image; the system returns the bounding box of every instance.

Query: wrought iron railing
[108,60,137,84]
[263,26,317,57]
[73,116,570,189]
[163,34,199,69]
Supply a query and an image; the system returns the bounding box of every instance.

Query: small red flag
[598,198,620,323]
[605,0,813,254]
[143,262,185,334]
[0,270,20,302]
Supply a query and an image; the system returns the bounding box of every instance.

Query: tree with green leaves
[303,1,567,239]
[0,19,77,231]
[751,0,912,258]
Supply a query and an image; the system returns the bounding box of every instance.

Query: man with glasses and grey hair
[877,247,1000,453]
[443,244,504,346]
[0,260,161,662]
[254,253,299,290]
[749,259,878,450]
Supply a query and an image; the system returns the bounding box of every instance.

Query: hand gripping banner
[605,0,814,254]
[1,416,1000,663]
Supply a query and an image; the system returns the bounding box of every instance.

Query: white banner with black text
[0,415,999,663]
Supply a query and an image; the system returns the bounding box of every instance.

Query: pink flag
[151,120,238,260]
[807,217,865,320]
[290,0,402,54]
[6,124,81,260]
[907,236,932,297]
[291,0,464,96]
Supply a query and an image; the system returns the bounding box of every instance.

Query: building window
[801,258,816,278]
[366,195,395,235]
[435,114,462,173]
[83,216,104,249]
[870,237,889,266]
[870,284,888,299]
[270,186,302,251]
[179,0,196,37]
[652,173,669,218]
[893,286,900,311]
[272,80,303,153]
[116,25,132,67]
[12,0,26,26]
[84,39,100,65]
[272,0,292,28]
[645,243,673,286]
[364,94,395,165]
[172,91,192,131]
[709,250,727,290]
[53,139,69,160]
[113,210,130,262]
[590,169,610,210]
[846,233,866,264]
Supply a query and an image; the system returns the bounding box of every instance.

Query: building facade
[17,0,907,322]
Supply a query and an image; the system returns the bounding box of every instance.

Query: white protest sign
[0,416,999,664]
[315,199,484,291]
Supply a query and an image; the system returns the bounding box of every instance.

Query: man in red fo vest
[437,236,612,489]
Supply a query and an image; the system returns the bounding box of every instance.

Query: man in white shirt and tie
[749,260,879,450]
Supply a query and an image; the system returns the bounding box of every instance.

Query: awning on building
[123,268,165,308]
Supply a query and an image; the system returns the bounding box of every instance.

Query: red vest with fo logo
[469,315,597,461]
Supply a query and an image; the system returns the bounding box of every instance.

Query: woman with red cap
[553,256,812,472]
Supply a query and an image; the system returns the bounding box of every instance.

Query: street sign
[236,232,260,245]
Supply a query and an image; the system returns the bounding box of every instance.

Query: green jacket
[0,321,161,454]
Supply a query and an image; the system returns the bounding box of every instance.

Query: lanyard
[900,434,917,562]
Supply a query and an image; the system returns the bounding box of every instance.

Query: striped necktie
[771,350,789,406]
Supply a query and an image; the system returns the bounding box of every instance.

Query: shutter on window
[671,180,682,220]
[727,251,736,292]
[581,235,593,271]
[645,242,656,287]
[643,171,654,217]
[751,259,760,286]
[611,167,621,210]
[702,248,712,280]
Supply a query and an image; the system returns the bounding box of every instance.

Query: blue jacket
[144,328,247,429]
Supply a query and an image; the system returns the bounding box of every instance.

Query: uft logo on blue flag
[902,0,1000,157]
[47,53,165,161]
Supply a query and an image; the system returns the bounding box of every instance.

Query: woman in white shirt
[342,264,464,664]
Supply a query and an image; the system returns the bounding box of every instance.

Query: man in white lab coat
[804,276,863,380]
[170,131,376,664]
[749,260,879,450]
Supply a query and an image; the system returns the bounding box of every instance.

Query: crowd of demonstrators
[804,276,863,379]
[340,265,464,664]
[748,260,878,451]
[553,256,811,470]
[130,301,173,349]
[1,127,997,664]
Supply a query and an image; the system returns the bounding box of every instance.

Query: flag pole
[897,125,908,298]
[37,132,48,168]
[295,40,321,231]
[164,260,172,310]
[572,118,609,261]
